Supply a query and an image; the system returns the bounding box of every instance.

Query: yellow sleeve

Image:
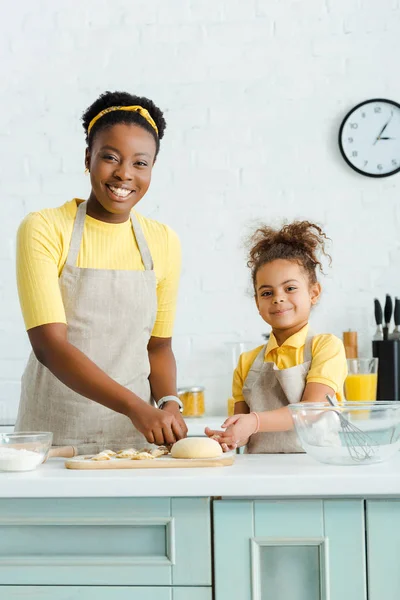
[151,226,181,338]
[307,334,348,393]
[16,213,67,330]
[232,346,264,404]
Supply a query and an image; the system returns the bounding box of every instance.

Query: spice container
[227,397,235,417]
[178,386,205,417]
[343,330,358,359]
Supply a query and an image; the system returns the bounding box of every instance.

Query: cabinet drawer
[0,588,212,600]
[0,588,169,600]
[0,498,211,586]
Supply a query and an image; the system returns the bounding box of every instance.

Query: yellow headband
[87,105,158,135]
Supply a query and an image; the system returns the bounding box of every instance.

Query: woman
[15,90,187,454]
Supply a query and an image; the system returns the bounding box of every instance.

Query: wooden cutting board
[65,452,235,470]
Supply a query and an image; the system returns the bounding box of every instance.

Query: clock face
[339,99,400,177]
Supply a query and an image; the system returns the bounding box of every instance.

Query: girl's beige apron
[243,332,314,453]
[16,200,157,454]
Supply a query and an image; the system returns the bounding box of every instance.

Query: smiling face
[85,123,157,222]
[255,259,321,338]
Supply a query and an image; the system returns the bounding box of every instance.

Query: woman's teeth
[108,185,132,198]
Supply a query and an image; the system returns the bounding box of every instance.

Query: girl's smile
[271,308,293,316]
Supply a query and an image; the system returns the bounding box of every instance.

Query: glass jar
[227,396,235,417]
[178,386,205,417]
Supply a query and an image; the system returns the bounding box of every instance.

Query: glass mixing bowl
[288,402,400,466]
[0,432,53,472]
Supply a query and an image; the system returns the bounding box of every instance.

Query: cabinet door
[213,499,366,600]
[0,588,212,599]
[0,588,170,600]
[172,589,212,600]
[366,500,400,600]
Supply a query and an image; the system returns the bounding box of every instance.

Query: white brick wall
[1,0,400,420]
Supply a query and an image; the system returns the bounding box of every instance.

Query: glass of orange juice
[345,358,378,402]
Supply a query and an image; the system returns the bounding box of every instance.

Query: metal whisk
[325,395,376,463]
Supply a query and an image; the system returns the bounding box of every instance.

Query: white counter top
[0,416,225,435]
[1,454,400,499]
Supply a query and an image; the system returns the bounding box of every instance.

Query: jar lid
[178,386,205,393]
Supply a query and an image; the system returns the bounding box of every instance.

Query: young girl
[206,220,347,453]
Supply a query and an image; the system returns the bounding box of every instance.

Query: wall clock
[339,98,400,177]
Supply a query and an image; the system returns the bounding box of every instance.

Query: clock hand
[379,136,395,140]
[374,110,394,144]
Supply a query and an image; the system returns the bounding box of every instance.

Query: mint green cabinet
[0,498,211,587]
[366,500,400,600]
[213,499,367,600]
[0,588,212,599]
[0,589,169,600]
[4,494,400,599]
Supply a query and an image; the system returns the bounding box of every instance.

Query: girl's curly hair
[247,220,331,290]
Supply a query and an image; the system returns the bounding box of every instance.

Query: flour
[307,411,342,447]
[0,447,43,472]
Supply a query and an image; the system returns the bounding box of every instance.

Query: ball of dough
[171,437,223,459]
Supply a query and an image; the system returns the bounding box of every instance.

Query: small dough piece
[91,451,112,461]
[132,451,155,460]
[116,448,138,458]
[171,437,223,459]
[102,449,116,457]
[150,448,166,458]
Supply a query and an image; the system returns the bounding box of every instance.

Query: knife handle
[395,297,400,327]
[374,299,383,325]
[384,294,393,325]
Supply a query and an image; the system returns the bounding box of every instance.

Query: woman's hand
[161,401,188,437]
[129,402,187,446]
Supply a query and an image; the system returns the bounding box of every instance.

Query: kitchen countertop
[1,453,400,499]
[0,415,226,434]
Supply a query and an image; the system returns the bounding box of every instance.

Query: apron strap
[242,345,268,396]
[252,345,268,371]
[303,331,315,363]
[130,212,154,271]
[65,201,154,271]
[65,200,87,267]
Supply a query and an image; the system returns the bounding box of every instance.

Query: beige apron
[16,200,157,454]
[244,332,314,454]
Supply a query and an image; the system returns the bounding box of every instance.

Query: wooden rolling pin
[46,446,77,460]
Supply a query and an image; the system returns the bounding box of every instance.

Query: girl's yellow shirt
[233,324,347,403]
[16,199,181,337]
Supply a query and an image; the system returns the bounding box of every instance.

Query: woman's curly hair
[82,90,166,158]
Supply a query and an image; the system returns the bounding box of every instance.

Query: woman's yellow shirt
[16,199,181,337]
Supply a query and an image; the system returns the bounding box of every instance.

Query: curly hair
[81,90,166,157]
[247,220,332,290]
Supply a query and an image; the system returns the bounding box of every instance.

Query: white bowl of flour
[0,432,53,472]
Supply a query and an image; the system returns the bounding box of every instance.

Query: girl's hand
[205,413,258,451]
[220,413,258,447]
[204,427,237,452]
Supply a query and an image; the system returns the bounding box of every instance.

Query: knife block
[372,339,400,401]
